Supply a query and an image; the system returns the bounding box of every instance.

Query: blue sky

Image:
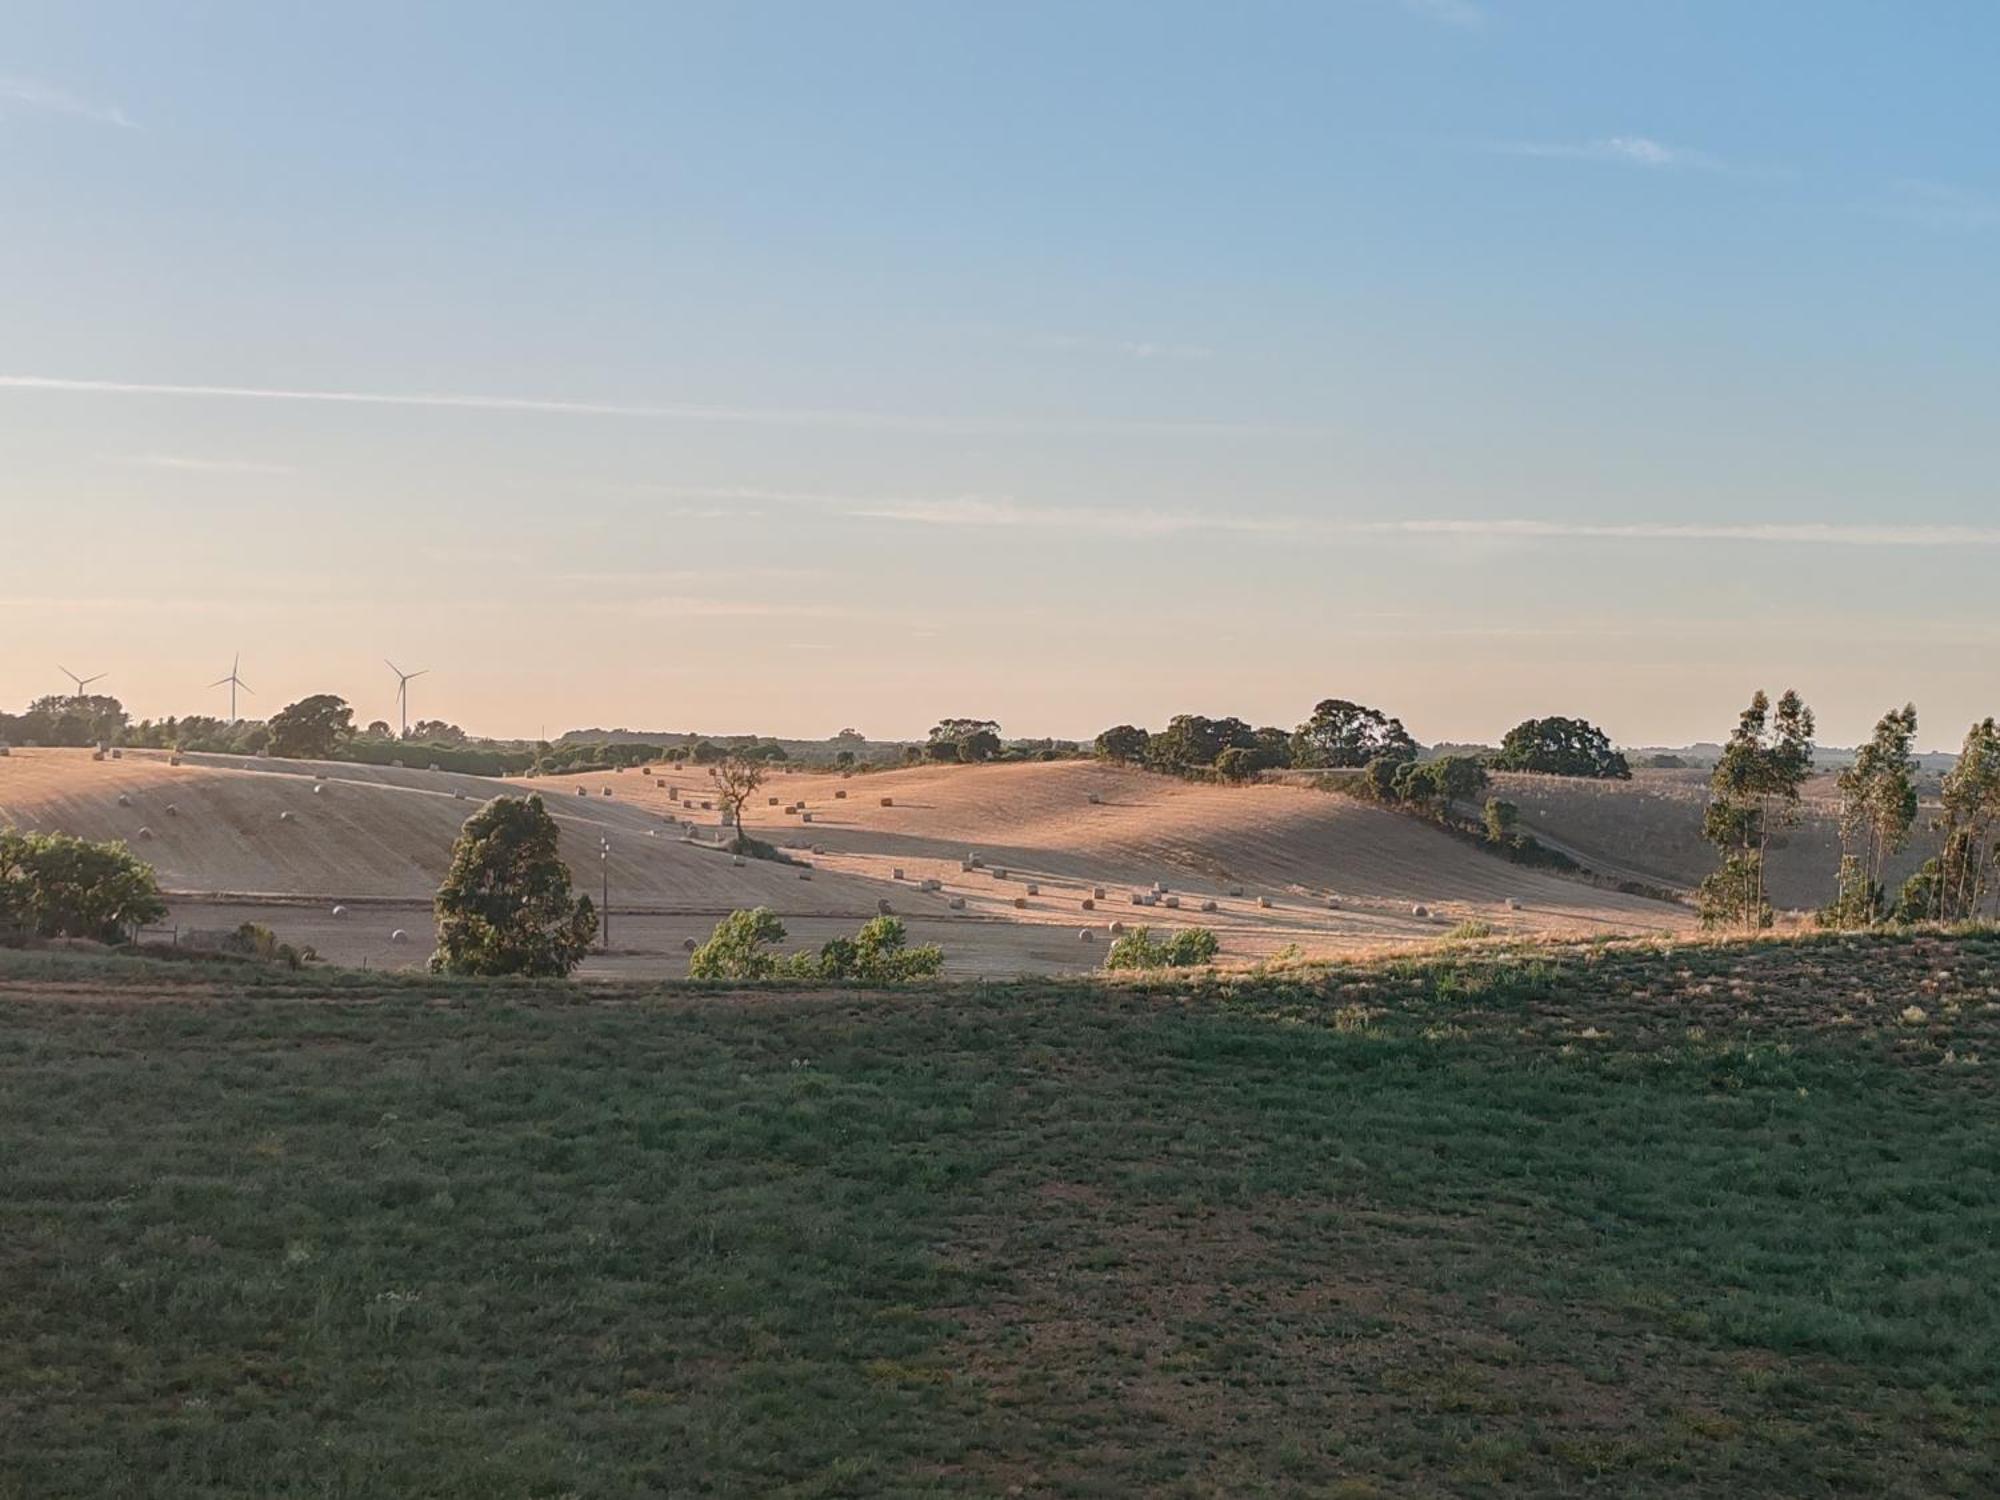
[3,2,1996,746]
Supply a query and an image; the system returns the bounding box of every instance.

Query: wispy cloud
[124,453,295,475]
[1490,136,1716,170]
[0,374,1275,436]
[825,494,2000,548]
[0,76,135,128]
[1400,0,1485,28]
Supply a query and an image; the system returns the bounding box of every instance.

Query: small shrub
[1104,924,1220,971]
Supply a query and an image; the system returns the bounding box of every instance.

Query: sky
[3,1,1997,749]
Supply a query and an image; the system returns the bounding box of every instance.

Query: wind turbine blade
[208,675,233,688]
[238,681,254,695]
[385,658,403,678]
[410,669,429,680]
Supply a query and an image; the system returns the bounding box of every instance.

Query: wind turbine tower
[386,660,429,740]
[209,653,253,723]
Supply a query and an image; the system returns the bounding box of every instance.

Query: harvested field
[3,749,1696,975]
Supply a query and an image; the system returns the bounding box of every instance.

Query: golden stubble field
[0,749,1695,976]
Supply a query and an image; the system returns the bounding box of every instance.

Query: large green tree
[1290,699,1418,769]
[1093,724,1151,764]
[430,796,597,977]
[267,694,355,759]
[1826,705,1919,928]
[0,830,166,942]
[1897,717,2000,924]
[1493,716,1631,780]
[1697,689,1815,930]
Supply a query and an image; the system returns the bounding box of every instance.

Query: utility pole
[599,838,610,949]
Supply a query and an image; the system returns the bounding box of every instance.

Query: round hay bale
[921,878,941,893]
[877,899,893,915]
[947,896,966,910]
[1109,920,1126,935]
[812,844,826,855]
[880,797,894,808]
[798,870,814,881]
[92,750,105,762]
[453,790,466,800]
[428,763,441,773]
[1012,896,1027,909]
[768,796,780,805]
[167,753,179,765]
[135,826,153,841]
[967,854,984,868]
[602,788,613,797]
[1229,886,1245,898]
[313,783,325,794]
[1257,895,1273,909]
[1092,886,1107,900]
[659,780,669,789]
[992,868,1008,880]
[960,860,974,872]
[1200,899,1218,913]
[1505,897,1523,911]
[164,803,178,817]
[111,748,122,760]
[1163,895,1180,909]
[0,741,11,757]
[279,810,295,823]
[332,905,347,917]
[683,937,698,952]
[1080,897,1095,911]
[834,789,847,800]
[1412,903,1430,918]
[1325,896,1340,910]
[892,867,905,880]
[117,793,131,807]
[731,855,745,867]
[801,812,813,823]
[1152,881,1167,894]
[1079,929,1094,943]
[390,929,408,944]
[1087,792,1102,804]
[1129,892,1145,905]
[1025,883,1039,896]
[391,758,404,768]
[577,786,589,797]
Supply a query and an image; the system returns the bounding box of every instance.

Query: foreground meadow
[3,932,1997,1497]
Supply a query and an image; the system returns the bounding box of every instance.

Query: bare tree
[714,754,768,851]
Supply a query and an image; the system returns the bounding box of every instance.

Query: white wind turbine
[386,660,428,740]
[209,653,253,722]
[57,664,107,697]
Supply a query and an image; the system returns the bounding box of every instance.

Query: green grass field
[3,931,1997,1497]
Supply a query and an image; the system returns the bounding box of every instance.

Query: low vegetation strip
[2,930,1997,1496]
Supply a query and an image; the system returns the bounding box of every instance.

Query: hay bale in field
[390,929,408,944]
[892,867,905,881]
[659,780,668,789]
[1025,883,1039,896]
[391,759,404,768]
[812,844,826,855]
[117,793,131,807]
[801,811,813,823]
[313,783,325,794]
[835,789,847,800]
[878,899,893,915]
[1325,896,1340,910]
[331,905,347,917]
[1200,899,1217,913]
[1505,897,1523,911]
[1411,903,1430,918]
[921,878,942,893]
[960,859,974,872]
[1129,892,1146,906]
[1229,886,1245,898]
[164,804,178,817]
[453,790,466,800]
[683,937,698,952]
[602,788,614,797]
[92,750,105,762]
[1257,895,1273,909]
[967,853,984,868]
[768,796,780,805]
[135,826,153,841]
[0,741,11,757]
[731,855,745,867]
[880,797,894,808]
[429,763,441,773]
[1079,929,1094,943]
[1087,792,1101,804]
[798,870,814,881]
[992,867,1007,881]
[947,896,966,910]
[1152,881,1166,894]
[1092,886,1107,900]
[167,753,179,765]
[279,810,295,823]
[1109,921,1126,935]
[1012,896,1027,909]
[577,786,588,797]
[111,748,122,760]
[1080,897,1095,912]
[1163,895,1180,909]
